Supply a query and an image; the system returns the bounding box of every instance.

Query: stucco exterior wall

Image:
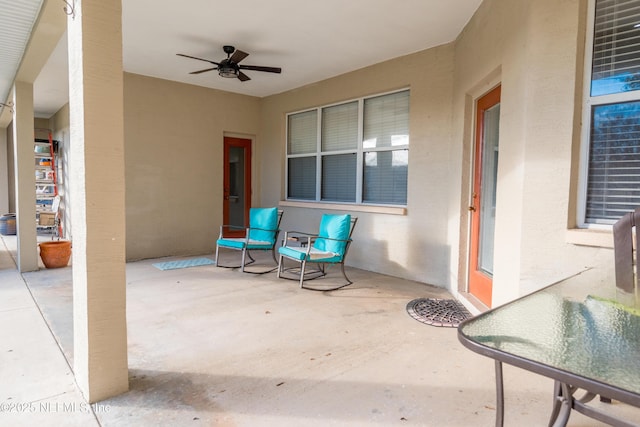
[259,0,616,306]
[123,73,261,260]
[260,45,456,287]
[27,0,618,309]
[451,0,614,306]
[48,75,262,260]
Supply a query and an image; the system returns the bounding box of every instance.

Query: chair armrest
[248,226,279,233]
[218,224,247,239]
[315,236,352,243]
[282,231,318,239]
[281,232,352,246]
[282,231,318,250]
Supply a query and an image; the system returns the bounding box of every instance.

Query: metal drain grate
[406,298,472,328]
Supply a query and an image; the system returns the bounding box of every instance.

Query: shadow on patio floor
[3,237,619,426]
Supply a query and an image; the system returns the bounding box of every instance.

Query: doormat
[406,298,472,328]
[152,258,215,271]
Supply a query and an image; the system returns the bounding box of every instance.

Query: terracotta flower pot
[39,240,72,268]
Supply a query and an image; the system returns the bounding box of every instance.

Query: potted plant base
[39,240,72,268]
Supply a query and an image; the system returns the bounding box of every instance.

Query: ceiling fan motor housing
[218,58,238,77]
[177,45,281,81]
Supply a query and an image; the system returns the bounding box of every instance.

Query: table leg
[549,381,562,426]
[549,382,573,427]
[495,360,504,427]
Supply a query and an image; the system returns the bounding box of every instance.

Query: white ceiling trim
[0,0,43,107]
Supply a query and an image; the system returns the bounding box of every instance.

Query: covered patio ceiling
[1,0,482,120]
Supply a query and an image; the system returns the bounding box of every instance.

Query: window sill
[565,228,613,249]
[279,200,407,216]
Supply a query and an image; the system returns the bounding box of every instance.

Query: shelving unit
[34,128,61,237]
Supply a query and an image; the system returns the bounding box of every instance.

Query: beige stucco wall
[48,75,262,260]
[260,45,456,287]
[450,0,614,306]
[33,0,618,308]
[34,118,49,129]
[123,73,261,260]
[259,0,616,306]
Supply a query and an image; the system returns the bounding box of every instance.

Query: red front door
[223,137,251,238]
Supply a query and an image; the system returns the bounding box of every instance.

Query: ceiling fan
[177,45,282,82]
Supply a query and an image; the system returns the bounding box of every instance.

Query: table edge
[457,324,640,408]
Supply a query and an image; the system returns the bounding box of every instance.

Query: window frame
[285,88,410,207]
[578,0,640,228]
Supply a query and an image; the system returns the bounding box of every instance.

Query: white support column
[67,0,128,402]
[12,82,38,272]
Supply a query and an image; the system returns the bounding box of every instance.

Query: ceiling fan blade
[189,67,218,74]
[238,71,251,82]
[239,65,282,74]
[230,49,249,64]
[176,53,219,66]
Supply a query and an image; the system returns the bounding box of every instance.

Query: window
[286,90,409,205]
[582,0,640,225]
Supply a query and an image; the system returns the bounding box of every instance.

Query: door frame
[223,136,253,237]
[468,85,501,308]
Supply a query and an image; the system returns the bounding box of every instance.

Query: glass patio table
[458,268,640,427]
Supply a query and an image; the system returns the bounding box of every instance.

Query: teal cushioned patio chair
[215,207,283,273]
[277,214,357,290]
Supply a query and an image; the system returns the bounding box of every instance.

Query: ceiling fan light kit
[218,65,237,78]
[177,45,281,82]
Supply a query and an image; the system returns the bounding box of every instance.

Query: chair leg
[215,245,220,267]
[340,262,352,285]
[241,248,247,272]
[277,254,283,278]
[299,260,306,288]
[298,262,353,291]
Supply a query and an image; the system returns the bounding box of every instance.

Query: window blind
[322,154,356,202]
[587,101,640,222]
[288,110,317,154]
[363,90,410,148]
[363,150,408,204]
[322,102,358,151]
[591,0,640,96]
[288,157,316,200]
[286,89,410,205]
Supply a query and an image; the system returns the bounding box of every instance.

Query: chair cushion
[278,246,343,263]
[217,238,246,250]
[248,207,278,243]
[217,238,273,250]
[314,214,351,255]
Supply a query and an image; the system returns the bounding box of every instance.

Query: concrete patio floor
[0,234,631,426]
